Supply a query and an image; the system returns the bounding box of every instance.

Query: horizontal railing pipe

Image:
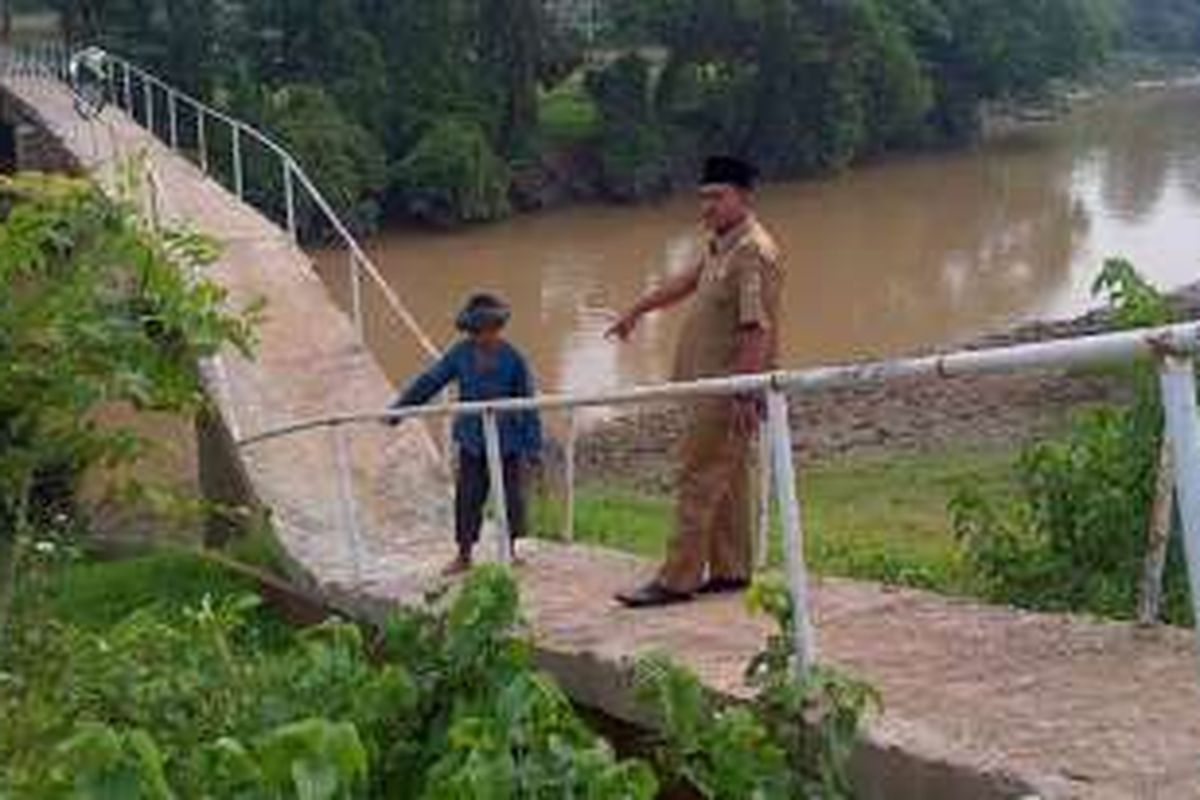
[235,322,1200,449]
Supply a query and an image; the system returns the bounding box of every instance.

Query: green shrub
[539,79,602,146]
[0,562,658,799]
[950,260,1193,624]
[635,577,877,799]
[393,119,512,225]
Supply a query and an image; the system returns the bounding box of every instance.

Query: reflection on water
[322,86,1200,395]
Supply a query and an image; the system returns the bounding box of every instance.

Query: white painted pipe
[231,124,244,199]
[482,410,513,564]
[237,323,1200,447]
[143,77,153,133]
[767,387,816,678]
[283,158,296,241]
[167,89,178,150]
[331,424,366,584]
[349,252,364,340]
[1159,355,1200,667]
[756,420,772,570]
[564,409,578,542]
[196,106,207,173]
[122,62,131,112]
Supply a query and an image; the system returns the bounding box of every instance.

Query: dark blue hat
[456,292,511,333]
[701,155,759,189]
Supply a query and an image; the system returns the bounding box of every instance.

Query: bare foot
[441,556,472,576]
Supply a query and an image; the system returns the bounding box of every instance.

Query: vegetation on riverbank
[37,0,1156,225]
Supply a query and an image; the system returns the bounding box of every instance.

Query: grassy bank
[534,447,1021,596]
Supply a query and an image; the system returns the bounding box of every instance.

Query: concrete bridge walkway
[4,73,1200,799]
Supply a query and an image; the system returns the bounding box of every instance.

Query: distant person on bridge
[607,156,783,609]
[388,293,543,576]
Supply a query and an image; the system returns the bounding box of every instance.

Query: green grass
[538,78,601,147]
[26,551,254,630]
[16,547,295,649]
[534,448,1020,596]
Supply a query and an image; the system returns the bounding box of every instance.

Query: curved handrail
[75,46,440,361]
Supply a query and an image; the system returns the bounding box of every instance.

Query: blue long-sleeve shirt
[389,339,543,458]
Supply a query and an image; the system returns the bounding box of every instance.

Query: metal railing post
[122,61,132,113]
[349,253,364,340]
[283,158,297,240]
[144,76,154,134]
[1138,430,1175,626]
[766,385,816,679]
[564,410,577,542]
[196,105,208,173]
[482,410,513,564]
[231,124,244,199]
[756,422,772,570]
[1159,355,1200,662]
[167,89,178,150]
[331,423,366,584]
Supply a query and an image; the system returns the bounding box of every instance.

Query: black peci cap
[456,292,511,333]
[700,155,759,190]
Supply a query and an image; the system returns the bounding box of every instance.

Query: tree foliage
[1121,0,1200,54]
[46,0,1126,212]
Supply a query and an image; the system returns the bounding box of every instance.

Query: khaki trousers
[657,399,752,593]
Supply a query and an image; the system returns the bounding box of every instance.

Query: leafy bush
[393,118,513,226]
[950,260,1193,624]
[0,563,658,799]
[635,577,878,799]
[0,171,259,647]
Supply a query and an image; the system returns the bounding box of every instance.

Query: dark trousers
[455,451,527,550]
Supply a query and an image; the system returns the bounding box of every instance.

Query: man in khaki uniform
[607,156,783,608]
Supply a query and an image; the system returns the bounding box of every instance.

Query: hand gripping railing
[4,42,439,362]
[238,322,1200,683]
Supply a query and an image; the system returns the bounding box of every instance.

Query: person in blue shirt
[388,293,542,575]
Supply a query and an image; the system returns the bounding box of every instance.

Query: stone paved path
[6,73,1200,800]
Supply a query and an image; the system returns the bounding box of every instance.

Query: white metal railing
[0,42,439,362]
[239,322,1200,681]
[9,44,1200,682]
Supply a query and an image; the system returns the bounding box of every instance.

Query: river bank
[574,282,1200,491]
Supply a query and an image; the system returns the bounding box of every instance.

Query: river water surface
[346,86,1200,395]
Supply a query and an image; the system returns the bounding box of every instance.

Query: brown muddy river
[329,85,1200,395]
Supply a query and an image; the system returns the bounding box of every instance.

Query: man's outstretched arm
[605,262,702,341]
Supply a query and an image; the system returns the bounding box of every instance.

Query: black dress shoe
[697,577,751,595]
[615,582,693,609]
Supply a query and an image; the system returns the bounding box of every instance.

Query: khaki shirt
[672,216,783,381]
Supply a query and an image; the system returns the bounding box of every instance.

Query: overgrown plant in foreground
[951,259,1193,624]
[636,578,878,799]
[0,172,260,650]
[0,563,658,798]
